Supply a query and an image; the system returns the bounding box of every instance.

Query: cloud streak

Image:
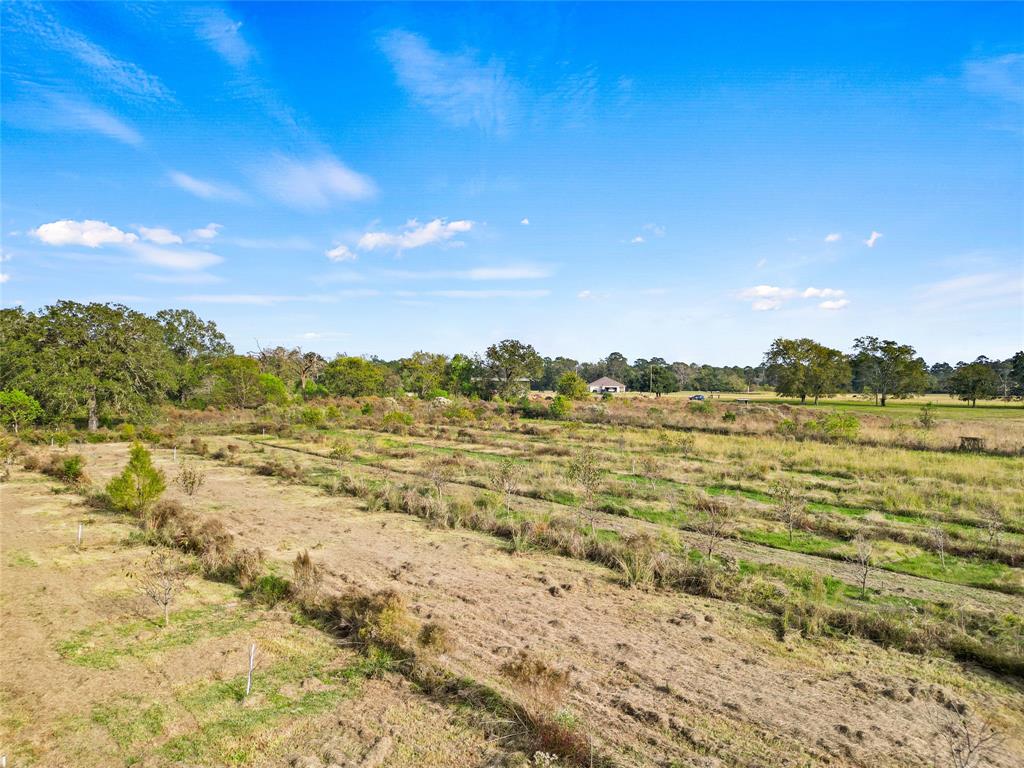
[357,219,472,252]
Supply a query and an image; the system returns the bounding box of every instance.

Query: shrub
[722,410,737,423]
[350,589,418,651]
[688,400,713,415]
[417,621,452,653]
[231,548,265,590]
[193,519,235,574]
[299,406,326,428]
[556,372,590,400]
[382,410,414,434]
[106,443,166,517]
[249,574,291,606]
[189,437,209,456]
[808,411,860,441]
[549,395,572,419]
[118,423,136,441]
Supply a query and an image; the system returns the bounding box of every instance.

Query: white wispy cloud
[194,6,254,68]
[138,226,182,245]
[170,172,245,202]
[227,236,314,250]
[577,290,594,300]
[801,287,845,299]
[819,299,850,310]
[520,218,530,225]
[255,155,376,209]
[188,223,223,240]
[0,273,10,284]
[379,265,549,281]
[740,284,849,311]
[179,293,333,306]
[864,231,883,248]
[964,52,1024,104]
[131,243,222,271]
[630,236,645,244]
[378,30,518,132]
[5,92,143,146]
[32,219,138,248]
[824,233,842,243]
[422,289,549,299]
[916,271,1023,310]
[7,3,169,101]
[137,272,224,285]
[643,223,666,237]
[326,244,356,262]
[357,219,473,252]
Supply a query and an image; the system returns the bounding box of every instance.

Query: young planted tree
[930,705,1003,768]
[769,480,805,544]
[426,460,455,521]
[135,551,188,628]
[566,449,603,533]
[107,442,167,518]
[175,462,206,507]
[491,456,525,514]
[693,495,733,559]
[930,525,948,569]
[850,534,873,598]
[0,389,43,434]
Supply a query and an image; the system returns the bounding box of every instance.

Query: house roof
[588,376,626,388]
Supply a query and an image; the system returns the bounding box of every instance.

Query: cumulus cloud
[256,155,376,209]
[801,287,845,299]
[138,226,182,245]
[0,273,10,284]
[325,244,356,262]
[378,30,518,132]
[521,218,530,225]
[824,233,842,243]
[819,299,850,310]
[864,231,883,248]
[357,219,473,252]
[170,171,244,201]
[740,284,849,311]
[188,223,223,240]
[630,236,645,244]
[33,219,138,248]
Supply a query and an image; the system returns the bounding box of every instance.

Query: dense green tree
[400,351,449,397]
[947,362,999,407]
[764,338,850,404]
[852,336,929,406]
[155,308,232,402]
[318,356,392,397]
[0,389,43,433]
[27,302,174,429]
[485,339,543,399]
[1010,351,1024,399]
[556,371,591,400]
[445,353,481,397]
[540,356,580,391]
[211,356,287,407]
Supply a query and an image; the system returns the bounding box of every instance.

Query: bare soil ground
[0,468,495,767]
[11,441,1017,768]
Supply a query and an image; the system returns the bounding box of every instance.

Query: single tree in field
[763,338,850,404]
[426,460,455,518]
[566,449,602,532]
[947,362,999,407]
[135,551,188,628]
[769,480,805,544]
[852,336,928,406]
[930,525,948,569]
[930,705,1003,768]
[982,507,1004,548]
[850,534,873,598]
[18,302,175,430]
[485,339,543,399]
[400,351,449,397]
[693,495,733,559]
[317,356,392,397]
[0,389,43,434]
[555,371,590,400]
[491,456,524,514]
[107,442,167,518]
[175,462,205,506]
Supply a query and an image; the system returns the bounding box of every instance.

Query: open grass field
[3,394,1023,767]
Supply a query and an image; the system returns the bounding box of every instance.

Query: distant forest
[1,302,1022,431]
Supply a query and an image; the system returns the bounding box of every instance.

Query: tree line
[1,302,1021,432]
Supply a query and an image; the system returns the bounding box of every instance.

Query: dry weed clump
[417,621,452,653]
[326,588,419,654]
[291,549,324,603]
[501,650,570,703]
[231,547,265,590]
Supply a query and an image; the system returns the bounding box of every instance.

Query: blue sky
[2,2,1021,364]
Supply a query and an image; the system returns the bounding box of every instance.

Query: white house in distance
[588,376,627,394]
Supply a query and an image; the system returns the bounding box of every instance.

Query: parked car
[689,394,705,401]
